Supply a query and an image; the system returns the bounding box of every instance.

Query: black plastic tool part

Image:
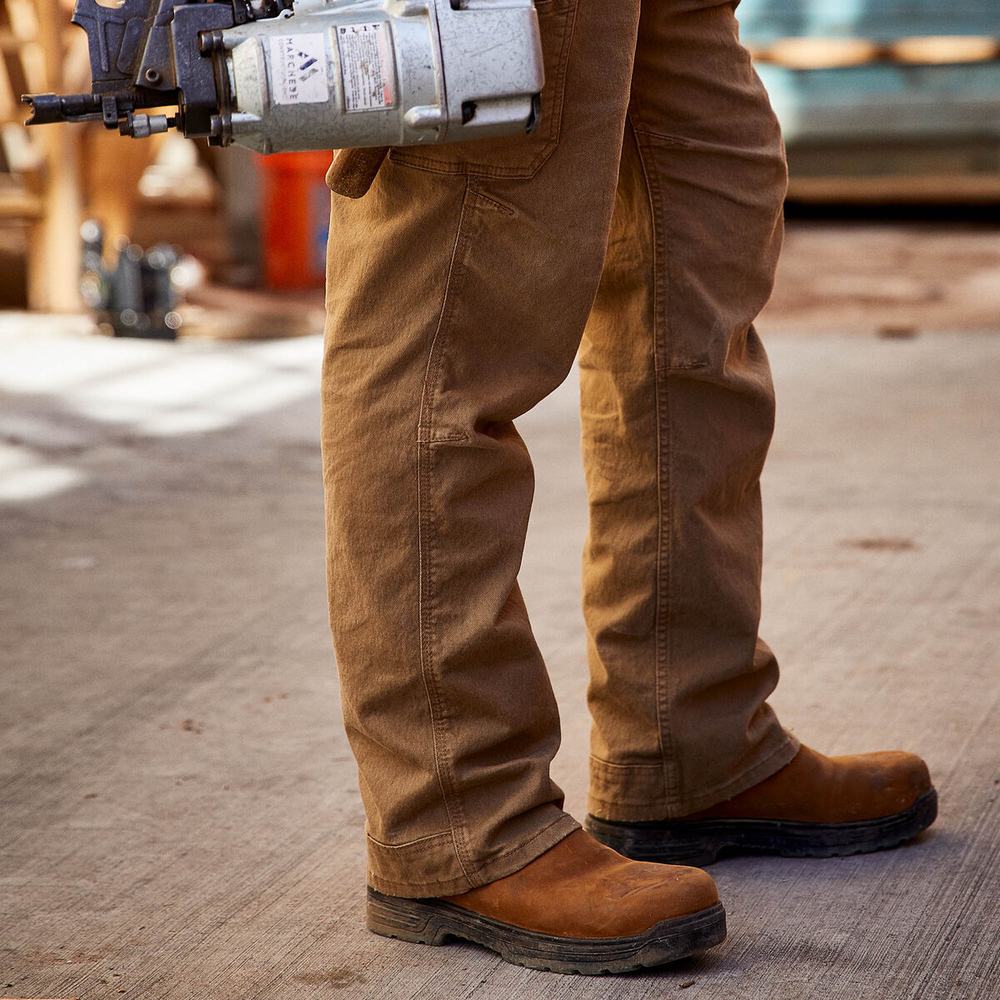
[20,0,268,137]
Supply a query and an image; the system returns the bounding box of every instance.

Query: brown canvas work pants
[321,0,800,898]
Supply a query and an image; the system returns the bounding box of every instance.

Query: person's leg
[321,0,641,899]
[581,0,798,823]
[581,0,936,863]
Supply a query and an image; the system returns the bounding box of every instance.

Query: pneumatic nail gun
[22,0,544,154]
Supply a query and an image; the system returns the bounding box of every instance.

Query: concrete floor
[1,321,998,999]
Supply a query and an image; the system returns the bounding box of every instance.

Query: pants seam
[366,830,453,852]
[415,177,476,880]
[631,117,681,809]
[468,185,517,217]
[631,125,692,148]
[590,753,662,771]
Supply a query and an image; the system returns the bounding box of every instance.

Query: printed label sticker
[337,21,396,113]
[270,34,330,105]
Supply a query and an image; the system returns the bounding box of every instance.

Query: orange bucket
[259,151,332,290]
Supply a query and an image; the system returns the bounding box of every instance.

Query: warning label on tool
[337,21,396,113]
[270,34,330,105]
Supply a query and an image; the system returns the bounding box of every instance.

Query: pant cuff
[588,731,801,821]
[365,809,581,898]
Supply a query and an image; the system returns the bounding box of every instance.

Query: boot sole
[586,787,938,867]
[366,888,727,975]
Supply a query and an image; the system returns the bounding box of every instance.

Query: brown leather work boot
[586,746,937,866]
[366,829,725,974]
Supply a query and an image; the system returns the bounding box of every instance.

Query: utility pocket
[389,0,577,181]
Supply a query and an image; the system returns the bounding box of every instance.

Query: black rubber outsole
[367,888,727,975]
[586,788,938,867]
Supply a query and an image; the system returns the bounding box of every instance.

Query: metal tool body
[23,0,544,154]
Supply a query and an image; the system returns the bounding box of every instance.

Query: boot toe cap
[829,748,933,820]
[622,862,720,928]
[664,864,720,918]
[871,750,933,810]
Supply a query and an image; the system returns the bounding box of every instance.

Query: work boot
[366,829,725,974]
[586,745,937,866]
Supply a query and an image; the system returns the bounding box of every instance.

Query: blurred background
[1,0,331,331]
[2,3,998,999]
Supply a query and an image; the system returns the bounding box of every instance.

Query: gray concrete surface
[1,322,998,1000]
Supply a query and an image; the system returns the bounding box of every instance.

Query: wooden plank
[0,186,42,217]
[890,35,1000,65]
[787,172,1000,204]
[751,38,882,69]
[0,27,23,51]
[0,0,33,98]
[24,0,82,312]
[750,35,1000,69]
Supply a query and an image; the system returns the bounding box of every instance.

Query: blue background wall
[736,0,1000,144]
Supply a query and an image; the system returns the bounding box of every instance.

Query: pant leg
[322,0,642,897]
[582,0,799,822]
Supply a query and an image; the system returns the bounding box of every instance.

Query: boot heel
[585,815,723,866]
[366,888,451,945]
